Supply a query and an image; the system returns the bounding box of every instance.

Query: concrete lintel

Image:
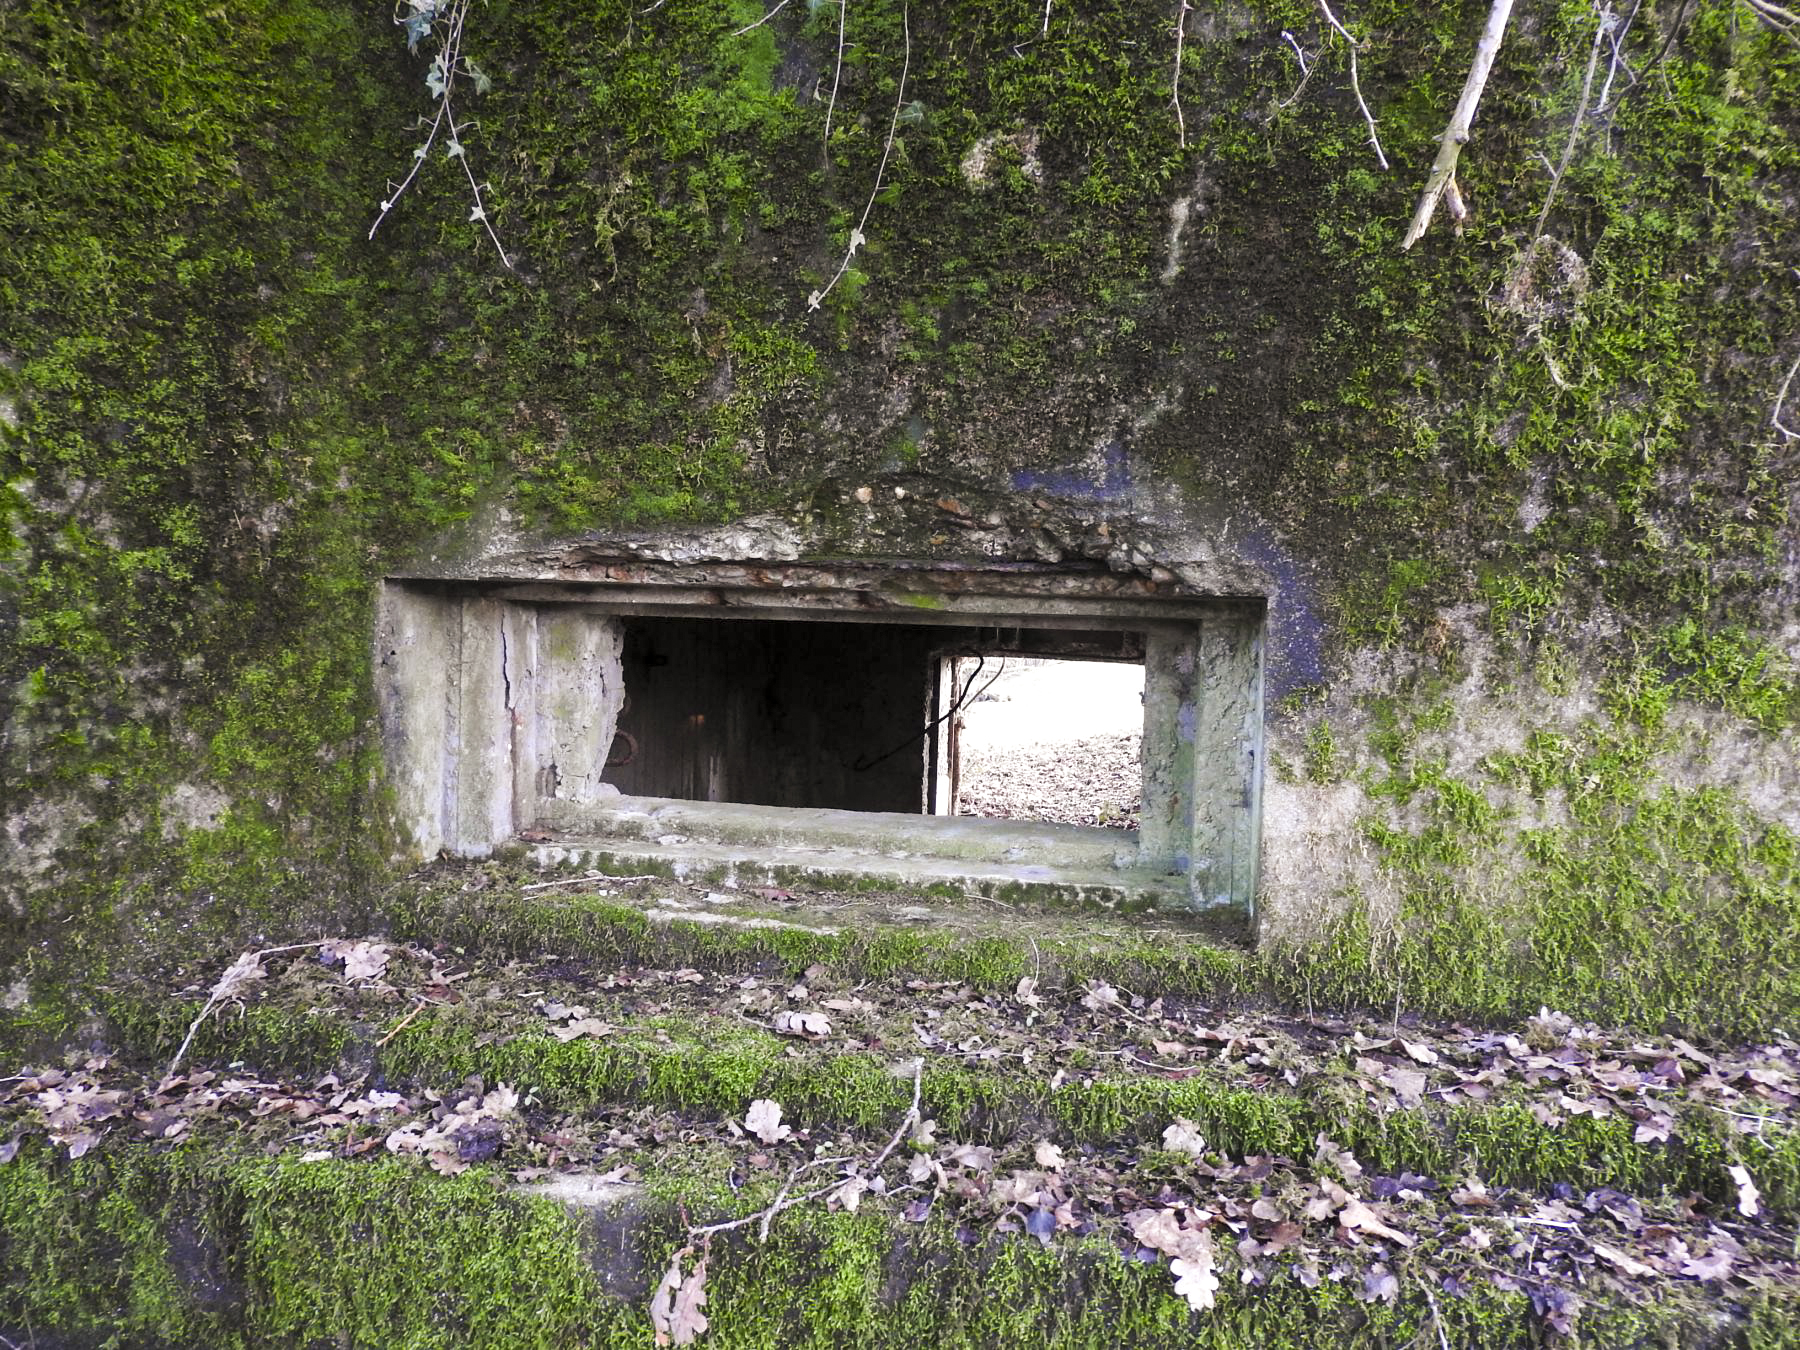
[479,580,1246,628]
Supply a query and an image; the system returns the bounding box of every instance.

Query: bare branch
[823,0,847,150]
[1171,1,1193,148]
[808,5,911,311]
[1315,0,1388,169]
[1594,0,1643,114]
[1401,0,1516,251]
[1533,5,1610,246]
[1773,352,1800,441]
[688,1061,925,1243]
[1043,0,1053,37]
[733,0,792,37]
[1740,0,1800,45]
[1271,31,1318,116]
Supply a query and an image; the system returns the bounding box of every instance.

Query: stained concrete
[526,833,1189,912]
[377,586,624,858]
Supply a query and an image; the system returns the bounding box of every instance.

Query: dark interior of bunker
[601,615,1145,816]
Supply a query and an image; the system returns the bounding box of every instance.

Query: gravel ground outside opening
[952,658,1144,830]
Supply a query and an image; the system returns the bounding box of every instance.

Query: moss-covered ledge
[3,1141,1795,1349]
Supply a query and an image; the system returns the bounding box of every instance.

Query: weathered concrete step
[386,869,1254,987]
[536,794,1150,872]
[1,1141,1788,1349]
[525,831,1191,912]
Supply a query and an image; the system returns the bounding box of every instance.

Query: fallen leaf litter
[3,934,1797,1339]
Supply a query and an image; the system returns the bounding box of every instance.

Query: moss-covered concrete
[2,0,1798,1138]
[4,1141,1794,1348]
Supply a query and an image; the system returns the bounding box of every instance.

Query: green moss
[1,1140,1781,1347]
[380,888,1252,1000]
[0,1143,623,1347]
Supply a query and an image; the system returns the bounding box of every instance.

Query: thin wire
[851,654,1007,773]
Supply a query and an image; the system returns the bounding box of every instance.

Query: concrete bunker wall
[376,560,1267,911]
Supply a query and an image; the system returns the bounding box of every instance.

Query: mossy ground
[63,907,1800,1223]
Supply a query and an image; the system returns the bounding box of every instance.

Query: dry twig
[1533,5,1611,245]
[687,1060,925,1243]
[377,999,431,1048]
[733,0,792,37]
[519,871,661,893]
[168,941,331,1078]
[1315,0,1388,169]
[1171,1,1193,148]
[1401,0,1516,250]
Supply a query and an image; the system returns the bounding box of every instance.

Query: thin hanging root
[1401,0,1516,251]
[1314,0,1388,169]
[1171,1,1192,148]
[808,6,911,311]
[1740,0,1800,44]
[822,0,847,150]
[1532,5,1609,245]
[1772,350,1800,441]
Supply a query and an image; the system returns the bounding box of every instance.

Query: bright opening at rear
[935,657,1144,830]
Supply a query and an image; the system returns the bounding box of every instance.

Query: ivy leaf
[469,206,487,222]
[446,141,465,159]
[402,9,435,53]
[465,61,493,95]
